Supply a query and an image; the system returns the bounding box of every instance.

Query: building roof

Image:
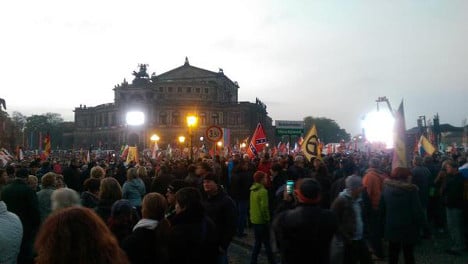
[156,57,238,87]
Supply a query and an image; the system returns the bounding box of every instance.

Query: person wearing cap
[202,172,237,264]
[273,178,338,264]
[249,171,276,264]
[331,174,371,264]
[380,167,424,263]
[108,199,139,245]
[1,167,40,264]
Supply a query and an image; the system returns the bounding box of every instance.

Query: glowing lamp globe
[126,111,145,126]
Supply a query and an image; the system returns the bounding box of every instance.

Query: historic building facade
[73,58,273,150]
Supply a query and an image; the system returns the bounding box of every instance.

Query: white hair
[51,188,81,211]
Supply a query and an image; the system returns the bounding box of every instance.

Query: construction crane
[376,96,394,117]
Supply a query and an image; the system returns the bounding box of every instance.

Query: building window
[212,113,219,125]
[168,87,173,93]
[196,88,200,93]
[204,88,209,94]
[159,112,167,125]
[200,112,206,126]
[178,87,182,93]
[159,87,164,93]
[187,87,192,93]
[172,111,180,125]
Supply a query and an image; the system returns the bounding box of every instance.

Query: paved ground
[229,227,468,264]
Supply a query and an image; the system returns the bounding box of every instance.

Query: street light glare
[179,136,186,143]
[150,134,160,141]
[217,141,223,147]
[187,115,197,127]
[362,111,394,148]
[126,111,145,126]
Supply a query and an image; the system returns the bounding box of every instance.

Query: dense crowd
[0,149,467,264]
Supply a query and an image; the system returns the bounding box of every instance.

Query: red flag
[247,123,267,158]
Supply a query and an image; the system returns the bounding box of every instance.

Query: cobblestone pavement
[229,227,468,264]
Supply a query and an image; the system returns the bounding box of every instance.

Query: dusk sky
[2,0,467,135]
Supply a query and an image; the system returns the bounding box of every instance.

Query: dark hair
[142,193,167,220]
[99,177,122,202]
[198,162,211,172]
[175,187,204,214]
[16,168,29,178]
[83,178,101,193]
[271,163,283,173]
[34,207,129,264]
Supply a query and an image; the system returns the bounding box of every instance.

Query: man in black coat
[62,159,82,192]
[273,178,338,264]
[1,168,40,264]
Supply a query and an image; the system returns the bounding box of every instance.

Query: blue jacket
[0,201,23,264]
[122,178,146,207]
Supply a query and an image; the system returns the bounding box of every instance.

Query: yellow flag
[301,124,320,162]
[126,146,138,163]
[419,135,436,155]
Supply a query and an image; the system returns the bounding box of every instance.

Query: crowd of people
[0,148,467,264]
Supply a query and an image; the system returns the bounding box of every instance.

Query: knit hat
[295,178,321,204]
[167,179,190,193]
[203,173,219,184]
[345,175,363,191]
[111,199,133,218]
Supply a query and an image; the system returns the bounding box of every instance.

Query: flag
[17,146,24,161]
[392,100,408,170]
[247,123,267,158]
[152,142,159,159]
[419,135,436,156]
[41,133,51,160]
[298,136,304,146]
[126,146,138,164]
[301,124,320,162]
[120,145,129,160]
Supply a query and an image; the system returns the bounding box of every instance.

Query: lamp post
[186,115,198,163]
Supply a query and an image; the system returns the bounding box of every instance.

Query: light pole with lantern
[150,134,160,159]
[186,115,198,163]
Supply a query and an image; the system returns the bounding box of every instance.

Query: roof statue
[184,56,190,66]
[0,98,5,111]
[132,64,150,86]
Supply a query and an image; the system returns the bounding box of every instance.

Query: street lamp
[186,115,198,163]
[178,136,186,144]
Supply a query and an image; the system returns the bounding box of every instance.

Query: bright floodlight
[362,111,394,148]
[126,111,145,126]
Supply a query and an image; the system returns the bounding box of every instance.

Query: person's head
[41,172,57,189]
[51,188,81,211]
[126,167,138,181]
[136,166,147,179]
[110,199,134,224]
[15,168,29,180]
[141,193,167,220]
[34,207,128,264]
[294,178,321,205]
[83,178,101,195]
[166,179,189,206]
[445,160,459,175]
[294,155,305,167]
[99,177,122,202]
[202,173,219,195]
[345,175,364,198]
[90,166,105,180]
[368,158,380,169]
[270,163,283,177]
[27,175,39,190]
[390,167,412,181]
[55,174,65,188]
[175,187,204,215]
[412,156,423,167]
[196,162,211,176]
[253,171,267,185]
[342,159,356,177]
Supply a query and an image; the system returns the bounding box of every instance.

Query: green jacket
[249,182,270,224]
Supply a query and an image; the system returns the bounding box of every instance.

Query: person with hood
[250,171,276,264]
[122,167,146,213]
[380,167,424,264]
[331,175,371,264]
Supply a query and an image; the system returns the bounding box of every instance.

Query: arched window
[159,112,167,125]
[172,111,180,126]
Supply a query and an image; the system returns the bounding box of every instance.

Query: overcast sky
[1,0,467,135]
